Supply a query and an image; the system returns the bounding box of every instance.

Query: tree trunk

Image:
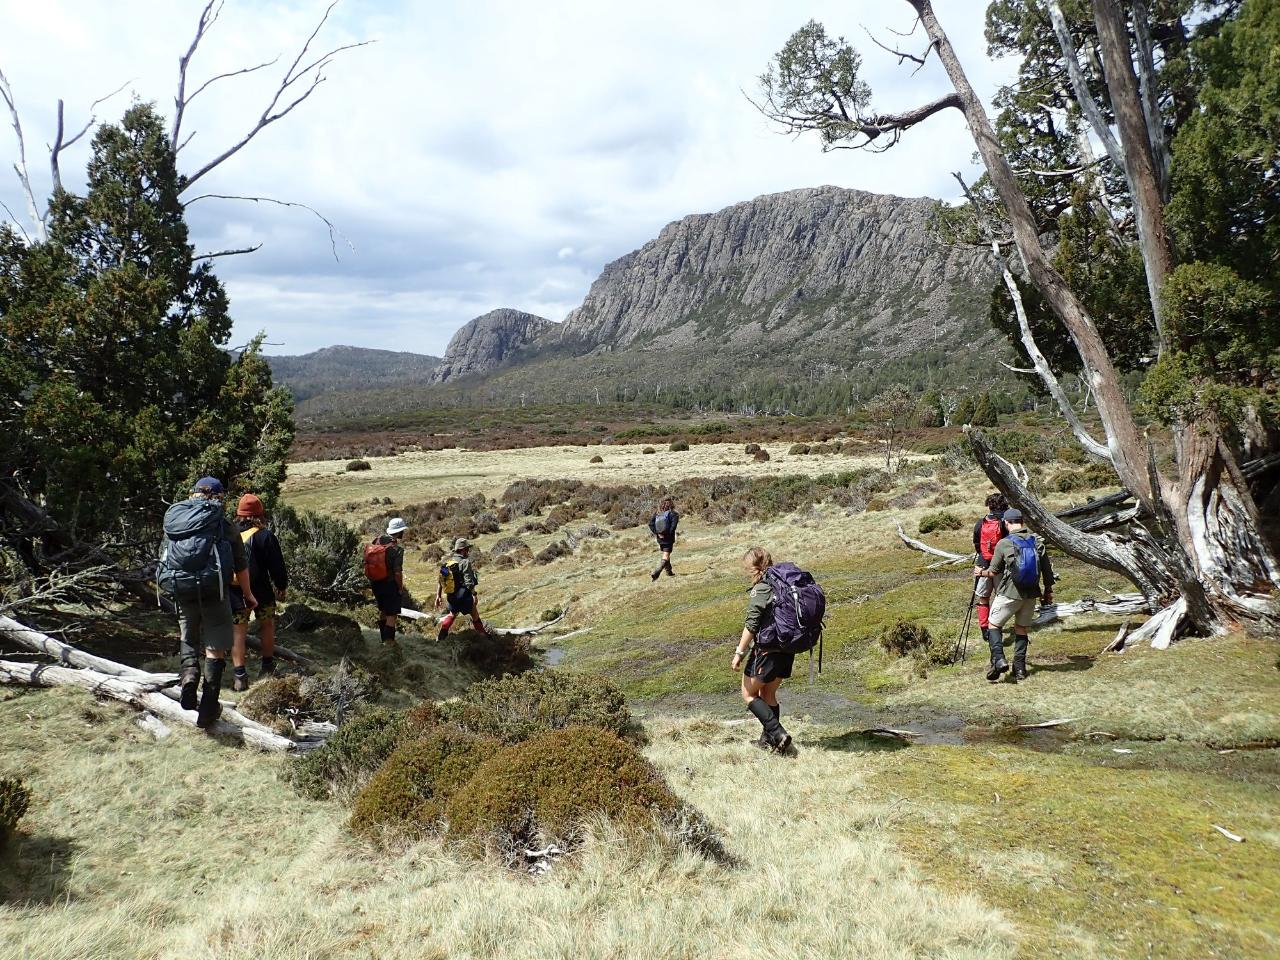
[910,0,1279,636]
[1092,0,1174,349]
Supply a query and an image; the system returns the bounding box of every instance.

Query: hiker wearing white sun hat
[364,517,408,643]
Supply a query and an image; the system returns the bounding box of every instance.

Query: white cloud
[0,0,1018,355]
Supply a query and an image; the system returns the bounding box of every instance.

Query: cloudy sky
[0,1,1016,357]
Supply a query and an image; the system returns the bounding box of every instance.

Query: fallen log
[405,604,573,638]
[0,660,295,751]
[1101,620,1132,654]
[0,616,179,687]
[1031,594,1149,627]
[1016,717,1078,729]
[896,524,970,565]
[136,713,172,740]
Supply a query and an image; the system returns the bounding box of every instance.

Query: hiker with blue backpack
[980,508,1055,682]
[647,497,680,581]
[732,546,826,753]
[157,477,258,728]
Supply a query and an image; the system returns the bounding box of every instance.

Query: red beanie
[236,493,264,517]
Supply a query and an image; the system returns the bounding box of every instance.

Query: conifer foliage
[0,104,293,559]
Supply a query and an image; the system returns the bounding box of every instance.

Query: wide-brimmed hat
[452,537,470,552]
[387,518,408,535]
[236,493,264,517]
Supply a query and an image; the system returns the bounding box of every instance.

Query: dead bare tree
[1,0,369,253]
[760,3,1280,641]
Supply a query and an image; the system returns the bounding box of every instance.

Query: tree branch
[179,0,374,191]
[0,68,45,241]
[194,243,264,260]
[183,193,351,260]
[1045,0,1125,170]
[171,0,223,148]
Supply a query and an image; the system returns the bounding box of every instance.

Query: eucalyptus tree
[759,0,1279,640]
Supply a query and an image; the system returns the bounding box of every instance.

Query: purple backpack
[759,563,826,658]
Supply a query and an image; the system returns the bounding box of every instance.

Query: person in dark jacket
[647,497,680,581]
[731,545,792,753]
[435,537,487,641]
[164,477,256,728]
[230,493,289,691]
[369,518,407,643]
[972,493,1009,650]
[981,508,1056,682]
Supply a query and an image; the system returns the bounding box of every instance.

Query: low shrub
[1051,461,1121,493]
[0,775,32,849]
[669,440,690,452]
[918,510,963,534]
[350,727,499,845]
[287,707,405,802]
[788,443,810,455]
[589,455,604,463]
[744,442,761,454]
[534,540,570,564]
[237,675,310,734]
[445,726,680,855]
[879,620,933,657]
[490,536,533,565]
[441,670,631,743]
[346,459,371,472]
[642,447,657,455]
[753,449,771,462]
[300,661,381,724]
[274,505,365,604]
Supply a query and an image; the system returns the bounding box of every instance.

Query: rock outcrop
[431,309,555,383]
[553,186,995,367]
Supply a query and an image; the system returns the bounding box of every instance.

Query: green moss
[870,745,1280,959]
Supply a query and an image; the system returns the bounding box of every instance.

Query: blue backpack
[759,563,826,659]
[1009,533,1041,590]
[157,499,233,601]
[654,510,676,536]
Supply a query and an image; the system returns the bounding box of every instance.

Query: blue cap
[1003,508,1023,522]
[192,477,225,495]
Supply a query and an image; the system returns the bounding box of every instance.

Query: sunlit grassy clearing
[282,439,906,515]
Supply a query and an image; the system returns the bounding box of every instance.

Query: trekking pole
[953,576,979,663]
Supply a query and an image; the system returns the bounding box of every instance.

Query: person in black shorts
[368,518,407,643]
[647,497,680,580]
[731,545,793,753]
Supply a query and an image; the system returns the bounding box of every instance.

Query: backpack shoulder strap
[240,527,257,545]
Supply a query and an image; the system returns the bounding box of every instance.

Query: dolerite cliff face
[554,186,995,369]
[430,309,555,383]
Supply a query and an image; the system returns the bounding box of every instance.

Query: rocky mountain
[551,186,995,369]
[430,308,554,383]
[266,345,440,402]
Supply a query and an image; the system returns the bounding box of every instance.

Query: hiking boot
[747,697,791,753]
[258,657,276,679]
[232,670,250,692]
[196,658,225,729]
[437,627,449,643]
[986,658,1009,682]
[1012,635,1028,680]
[179,666,199,711]
[751,734,771,750]
[650,563,665,581]
[663,560,675,577]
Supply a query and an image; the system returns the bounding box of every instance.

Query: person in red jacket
[972,493,1008,652]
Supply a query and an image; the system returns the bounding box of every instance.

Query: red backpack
[978,516,1004,562]
[363,539,390,581]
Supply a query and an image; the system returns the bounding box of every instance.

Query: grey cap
[452,537,470,552]
[1003,508,1024,522]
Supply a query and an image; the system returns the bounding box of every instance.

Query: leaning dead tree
[760,3,1280,641]
[1,0,368,251]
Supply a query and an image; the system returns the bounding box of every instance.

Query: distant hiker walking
[229,493,289,691]
[731,547,825,753]
[647,497,680,581]
[435,537,487,641]
[365,518,406,644]
[972,493,1009,652]
[981,508,1055,682]
[157,477,257,728]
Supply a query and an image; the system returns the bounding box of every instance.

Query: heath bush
[589,454,604,463]
[441,670,631,743]
[445,726,680,855]
[642,447,657,455]
[918,510,963,534]
[287,707,405,802]
[349,727,499,845]
[753,449,771,462]
[788,443,810,455]
[346,459,371,472]
[669,440,690,452]
[0,775,32,849]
